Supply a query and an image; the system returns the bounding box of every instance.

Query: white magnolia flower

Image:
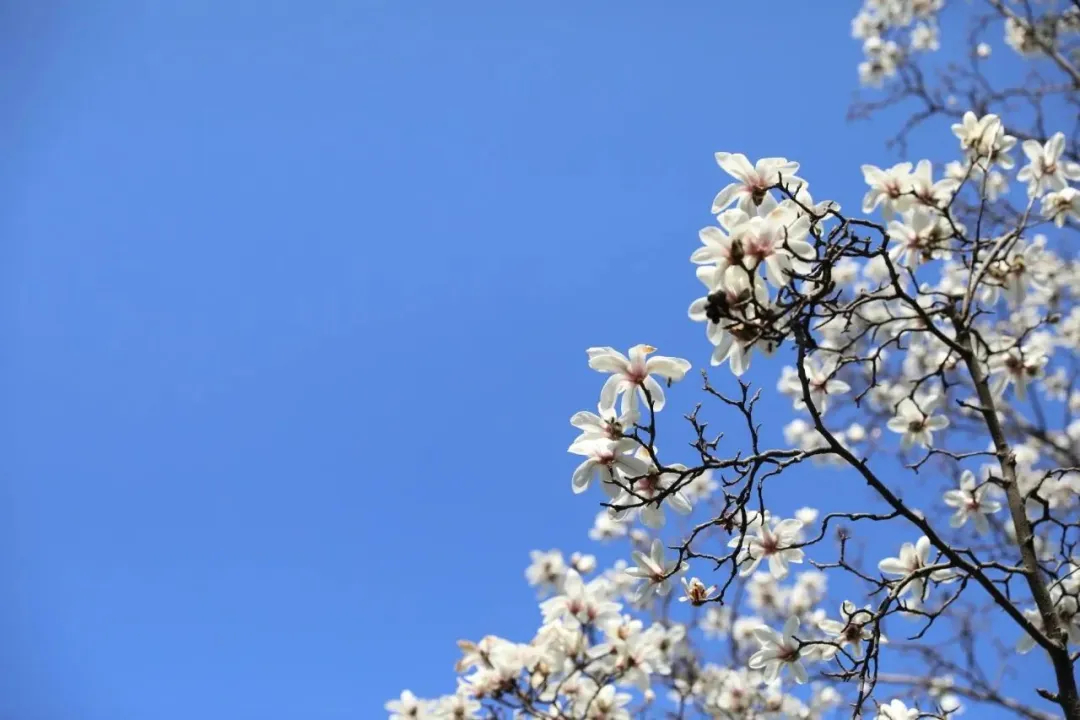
[988,339,1049,400]
[712,153,803,215]
[748,616,810,684]
[589,509,629,542]
[691,209,751,277]
[975,235,1048,307]
[877,698,919,720]
[525,549,567,594]
[818,601,879,660]
[908,159,953,208]
[1005,14,1054,56]
[862,162,914,216]
[910,22,939,51]
[587,345,692,415]
[608,449,693,529]
[1041,187,1080,227]
[859,36,902,87]
[1016,579,1080,653]
[435,690,482,719]
[693,205,814,289]
[597,622,672,691]
[727,207,815,288]
[570,552,596,575]
[950,111,1016,169]
[625,538,688,601]
[679,576,719,605]
[584,685,632,720]
[779,357,851,414]
[887,207,951,268]
[942,470,1002,533]
[569,406,640,447]
[878,535,952,604]
[454,635,505,673]
[730,517,805,579]
[688,267,777,376]
[1017,132,1080,198]
[700,606,732,639]
[680,469,719,503]
[568,437,649,498]
[386,690,432,720]
[539,568,621,627]
[887,397,949,449]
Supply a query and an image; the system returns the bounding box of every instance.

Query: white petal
[587,347,629,373]
[646,355,692,381]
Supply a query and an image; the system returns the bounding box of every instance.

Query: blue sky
[1,2,1059,718]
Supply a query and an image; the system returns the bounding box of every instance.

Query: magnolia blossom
[779,357,851,414]
[1041,186,1080,227]
[818,601,879,660]
[859,36,902,87]
[595,621,674,691]
[878,536,952,604]
[711,153,802,215]
[951,111,1016,169]
[692,206,814,289]
[525,549,567,593]
[386,690,431,720]
[688,267,777,376]
[748,616,811,684]
[861,162,914,216]
[589,510,629,542]
[607,448,693,529]
[539,569,621,627]
[877,699,919,720]
[587,345,692,415]
[942,470,1002,533]
[584,685,632,720]
[570,406,640,447]
[435,691,482,719]
[679,576,718,605]
[887,207,951,267]
[730,517,805,579]
[568,436,649,498]
[1016,577,1080,654]
[975,234,1048,307]
[910,22,938,51]
[1017,132,1080,197]
[625,539,688,601]
[988,339,1049,400]
[691,211,748,278]
[887,397,949,449]
[907,159,953,207]
[700,606,732,638]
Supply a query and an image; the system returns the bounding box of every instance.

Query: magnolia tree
[388,1,1080,718]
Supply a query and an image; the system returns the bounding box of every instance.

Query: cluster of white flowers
[852,0,945,87]
[390,2,1080,717]
[1003,8,1080,58]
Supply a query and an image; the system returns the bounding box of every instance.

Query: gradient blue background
[1,2,1059,718]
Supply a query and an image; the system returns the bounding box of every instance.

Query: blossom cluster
[389,2,1080,718]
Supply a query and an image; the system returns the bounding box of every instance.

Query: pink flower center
[746,234,775,262]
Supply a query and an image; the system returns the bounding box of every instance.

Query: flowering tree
[388,1,1080,718]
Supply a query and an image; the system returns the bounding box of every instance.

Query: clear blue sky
[0,2,1053,718]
